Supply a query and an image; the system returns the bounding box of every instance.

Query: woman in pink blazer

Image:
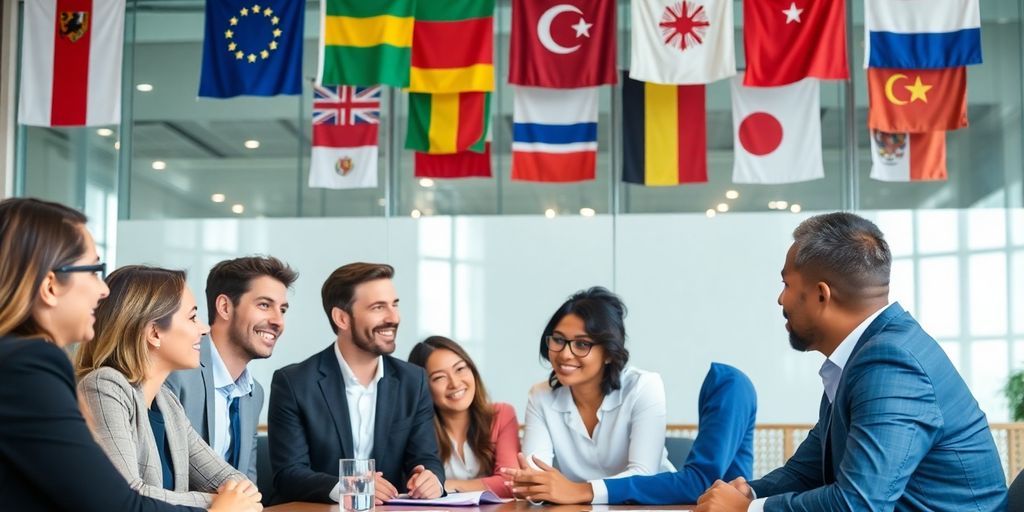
[408,336,519,498]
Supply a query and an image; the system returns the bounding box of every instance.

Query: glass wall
[15,0,1024,219]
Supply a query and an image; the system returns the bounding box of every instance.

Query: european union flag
[198,0,303,98]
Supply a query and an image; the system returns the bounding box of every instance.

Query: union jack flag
[313,85,381,126]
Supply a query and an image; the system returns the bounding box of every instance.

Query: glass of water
[339,458,375,512]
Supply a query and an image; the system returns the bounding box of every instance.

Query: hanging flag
[743,0,848,87]
[415,143,492,178]
[867,67,967,133]
[198,0,304,98]
[869,130,947,182]
[731,74,823,184]
[629,0,735,85]
[18,0,125,126]
[865,0,981,69]
[410,0,494,93]
[622,73,706,185]
[508,0,617,88]
[511,86,597,182]
[318,0,414,87]
[309,84,381,189]
[406,92,489,154]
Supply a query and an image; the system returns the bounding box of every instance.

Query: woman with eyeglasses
[407,336,520,498]
[503,287,673,503]
[0,197,260,512]
[76,265,254,507]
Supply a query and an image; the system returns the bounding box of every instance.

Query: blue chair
[256,434,274,506]
[665,436,695,469]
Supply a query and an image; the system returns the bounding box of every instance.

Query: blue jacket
[604,362,757,504]
[751,303,1007,511]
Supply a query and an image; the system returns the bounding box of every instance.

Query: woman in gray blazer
[76,265,251,508]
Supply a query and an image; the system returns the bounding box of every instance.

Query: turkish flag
[743,0,848,86]
[868,67,967,132]
[509,0,617,88]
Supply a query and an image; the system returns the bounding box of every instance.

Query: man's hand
[499,453,593,504]
[695,479,752,512]
[406,465,443,499]
[374,471,398,505]
[726,477,754,499]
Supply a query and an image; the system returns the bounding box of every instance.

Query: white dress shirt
[748,303,890,512]
[443,437,482,481]
[330,344,385,502]
[522,366,674,503]
[208,341,254,462]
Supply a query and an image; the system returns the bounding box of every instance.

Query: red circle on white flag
[738,112,783,156]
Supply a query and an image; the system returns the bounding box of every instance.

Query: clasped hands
[694,476,754,512]
[373,465,442,505]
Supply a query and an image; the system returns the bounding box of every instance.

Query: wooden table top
[265,502,695,512]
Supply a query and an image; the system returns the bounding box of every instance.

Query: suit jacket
[0,336,202,512]
[78,367,246,507]
[268,344,445,503]
[603,362,757,505]
[750,303,1008,511]
[165,338,263,481]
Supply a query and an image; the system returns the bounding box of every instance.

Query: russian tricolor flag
[511,86,598,182]
[865,0,982,69]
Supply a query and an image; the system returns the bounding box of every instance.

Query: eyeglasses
[545,335,596,357]
[54,262,107,279]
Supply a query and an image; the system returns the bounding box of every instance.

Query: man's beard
[351,314,398,356]
[227,319,273,361]
[788,331,813,352]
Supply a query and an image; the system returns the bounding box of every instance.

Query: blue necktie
[227,397,241,469]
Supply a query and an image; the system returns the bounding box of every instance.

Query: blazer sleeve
[521,387,555,466]
[268,368,337,502]
[609,372,669,479]
[0,341,201,512]
[78,370,216,507]
[759,344,942,512]
[244,381,264,483]
[402,369,446,488]
[604,367,757,504]
[161,391,247,493]
[479,403,521,498]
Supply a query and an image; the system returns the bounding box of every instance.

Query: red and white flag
[630,0,735,85]
[509,0,617,88]
[19,0,125,127]
[870,130,947,182]
[743,0,848,87]
[731,74,823,183]
[309,85,380,190]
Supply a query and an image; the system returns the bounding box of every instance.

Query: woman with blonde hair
[0,197,259,512]
[76,265,253,507]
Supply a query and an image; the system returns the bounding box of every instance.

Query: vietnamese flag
[409,0,494,93]
[868,67,967,133]
[509,0,617,88]
[870,130,947,182]
[743,0,848,86]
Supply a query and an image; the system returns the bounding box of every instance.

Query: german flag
[622,73,707,186]
[409,0,494,93]
[406,91,489,154]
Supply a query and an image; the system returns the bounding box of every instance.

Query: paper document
[386,490,511,506]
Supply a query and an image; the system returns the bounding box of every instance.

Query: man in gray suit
[166,256,298,482]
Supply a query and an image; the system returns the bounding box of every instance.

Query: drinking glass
[339,458,375,512]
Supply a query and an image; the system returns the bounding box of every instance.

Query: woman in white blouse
[506,287,674,503]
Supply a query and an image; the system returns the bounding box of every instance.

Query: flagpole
[117,0,138,220]
[842,0,858,211]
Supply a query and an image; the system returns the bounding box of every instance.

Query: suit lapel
[200,340,215,440]
[372,358,398,463]
[318,345,355,457]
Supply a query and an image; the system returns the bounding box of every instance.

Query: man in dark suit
[268,262,444,504]
[166,256,298,482]
[697,212,1007,512]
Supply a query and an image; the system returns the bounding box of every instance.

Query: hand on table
[209,479,263,512]
[500,453,593,504]
[406,465,443,499]
[694,478,752,512]
[374,472,399,505]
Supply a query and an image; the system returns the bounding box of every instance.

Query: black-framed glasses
[545,335,596,357]
[54,263,107,279]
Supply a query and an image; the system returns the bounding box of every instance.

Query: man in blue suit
[696,212,1007,512]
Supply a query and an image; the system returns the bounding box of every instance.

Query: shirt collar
[334,342,384,389]
[209,339,254,396]
[819,302,891,403]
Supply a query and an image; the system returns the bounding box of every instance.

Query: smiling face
[48,226,110,347]
[151,286,210,372]
[548,313,606,390]
[341,278,399,356]
[425,348,477,415]
[222,275,289,361]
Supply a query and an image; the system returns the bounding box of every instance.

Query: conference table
[266,502,695,512]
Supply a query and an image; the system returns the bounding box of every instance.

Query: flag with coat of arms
[309,84,381,189]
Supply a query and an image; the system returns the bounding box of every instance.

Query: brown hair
[205,255,298,324]
[0,198,87,340]
[76,265,186,384]
[321,262,394,334]
[407,336,496,476]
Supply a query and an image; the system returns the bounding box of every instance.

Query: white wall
[117,210,1022,424]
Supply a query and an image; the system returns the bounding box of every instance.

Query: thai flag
[511,86,598,182]
[865,0,982,69]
